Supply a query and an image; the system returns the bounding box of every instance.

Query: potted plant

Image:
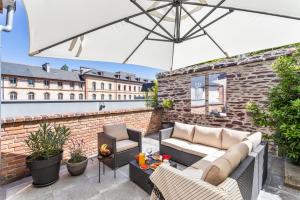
[66,139,88,176]
[25,123,70,187]
[162,99,173,110]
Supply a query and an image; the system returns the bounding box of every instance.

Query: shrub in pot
[25,123,70,187]
[66,139,88,176]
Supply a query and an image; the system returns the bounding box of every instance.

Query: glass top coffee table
[129,159,177,195]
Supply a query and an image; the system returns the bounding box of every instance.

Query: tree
[246,47,300,164]
[145,80,159,108]
[61,64,69,71]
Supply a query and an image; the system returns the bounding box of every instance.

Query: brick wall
[157,48,295,133]
[0,108,161,185]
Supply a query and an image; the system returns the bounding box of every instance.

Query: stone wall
[0,108,162,185]
[157,48,295,133]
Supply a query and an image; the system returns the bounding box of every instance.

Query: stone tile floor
[0,135,299,200]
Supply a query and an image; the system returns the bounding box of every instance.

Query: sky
[0,0,163,79]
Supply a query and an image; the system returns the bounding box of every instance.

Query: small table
[129,159,177,194]
[98,154,116,183]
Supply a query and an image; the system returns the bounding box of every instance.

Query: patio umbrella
[23,0,300,71]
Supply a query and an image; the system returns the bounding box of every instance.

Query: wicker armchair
[98,124,142,169]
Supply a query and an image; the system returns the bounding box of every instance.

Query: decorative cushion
[246,132,262,149]
[228,142,250,161]
[116,140,138,152]
[222,149,241,169]
[171,122,195,142]
[161,138,191,151]
[103,123,129,141]
[221,128,250,149]
[202,157,232,186]
[181,143,219,158]
[192,125,223,148]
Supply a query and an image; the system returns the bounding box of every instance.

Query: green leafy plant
[246,47,300,164]
[25,123,71,160]
[162,99,173,109]
[68,139,86,163]
[145,80,159,108]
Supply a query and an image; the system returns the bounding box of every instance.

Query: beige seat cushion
[192,150,226,171]
[246,132,262,149]
[181,143,219,158]
[103,123,129,141]
[182,167,204,180]
[116,140,138,153]
[193,125,223,148]
[221,128,250,149]
[161,138,191,151]
[228,142,250,161]
[171,122,195,142]
[202,157,232,186]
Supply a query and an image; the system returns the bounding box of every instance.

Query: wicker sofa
[154,122,268,200]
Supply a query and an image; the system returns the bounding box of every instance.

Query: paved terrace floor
[1,135,299,200]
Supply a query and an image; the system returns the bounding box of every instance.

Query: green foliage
[246,48,300,164]
[25,123,71,160]
[145,80,159,108]
[162,99,173,109]
[61,64,69,71]
[69,139,86,163]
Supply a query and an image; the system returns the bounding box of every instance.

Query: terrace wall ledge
[157,47,296,78]
[1,108,155,124]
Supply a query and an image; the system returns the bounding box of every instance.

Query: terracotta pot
[66,157,88,176]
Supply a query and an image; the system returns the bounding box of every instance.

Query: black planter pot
[66,157,88,176]
[26,152,63,187]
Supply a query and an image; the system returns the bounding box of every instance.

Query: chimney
[42,63,50,72]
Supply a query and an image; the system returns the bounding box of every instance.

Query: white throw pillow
[172,122,195,142]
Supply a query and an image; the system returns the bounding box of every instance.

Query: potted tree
[246,47,300,188]
[66,139,88,176]
[162,99,174,129]
[25,123,70,187]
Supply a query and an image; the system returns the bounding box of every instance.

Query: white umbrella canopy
[23,0,300,71]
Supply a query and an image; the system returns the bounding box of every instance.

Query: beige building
[1,63,150,101]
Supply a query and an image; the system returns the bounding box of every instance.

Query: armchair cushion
[193,125,223,148]
[103,123,129,141]
[221,128,250,149]
[172,122,195,142]
[116,140,138,153]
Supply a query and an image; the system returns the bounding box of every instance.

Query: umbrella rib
[181,0,227,39]
[181,5,228,57]
[29,2,173,56]
[125,20,172,41]
[123,5,174,64]
[130,0,174,40]
[183,2,300,21]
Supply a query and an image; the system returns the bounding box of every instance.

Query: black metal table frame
[98,154,117,183]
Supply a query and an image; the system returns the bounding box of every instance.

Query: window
[129,95,132,100]
[108,83,112,90]
[58,82,63,89]
[123,95,126,100]
[28,79,35,87]
[129,86,131,91]
[79,93,83,100]
[70,82,75,90]
[92,94,96,100]
[79,83,83,89]
[191,73,227,116]
[101,82,105,90]
[70,93,75,100]
[44,92,50,100]
[101,94,105,100]
[123,85,126,91]
[139,86,141,92]
[9,92,17,100]
[92,82,96,91]
[109,94,112,100]
[28,92,35,100]
[118,95,121,100]
[118,84,121,91]
[134,95,136,99]
[134,86,136,92]
[58,93,63,100]
[9,77,17,85]
[44,80,50,87]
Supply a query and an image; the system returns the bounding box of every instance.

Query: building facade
[1,62,150,101]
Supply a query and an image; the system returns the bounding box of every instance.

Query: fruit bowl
[99,144,112,157]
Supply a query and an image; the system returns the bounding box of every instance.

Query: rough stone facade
[0,108,161,185]
[157,48,295,133]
